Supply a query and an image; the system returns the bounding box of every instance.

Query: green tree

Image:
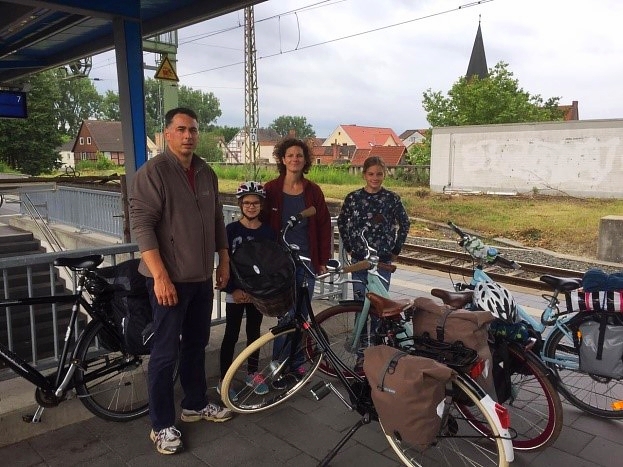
[178,84,222,132]
[99,90,120,121]
[423,62,564,127]
[55,69,102,137]
[196,132,225,162]
[268,115,315,138]
[207,124,240,143]
[406,130,432,165]
[141,78,222,139]
[0,71,63,175]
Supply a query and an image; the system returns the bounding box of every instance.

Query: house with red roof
[321,124,406,167]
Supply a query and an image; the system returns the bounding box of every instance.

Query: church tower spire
[466,17,488,80]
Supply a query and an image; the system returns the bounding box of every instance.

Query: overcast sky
[91,0,623,138]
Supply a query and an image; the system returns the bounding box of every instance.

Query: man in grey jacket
[129,107,232,455]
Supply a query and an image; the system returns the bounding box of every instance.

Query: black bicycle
[220,208,514,467]
[0,255,150,423]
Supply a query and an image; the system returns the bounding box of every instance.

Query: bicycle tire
[384,374,509,467]
[501,344,562,451]
[543,316,623,418]
[454,343,562,452]
[73,320,149,421]
[312,303,371,378]
[221,326,322,413]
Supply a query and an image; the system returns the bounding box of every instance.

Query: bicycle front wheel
[73,320,149,421]
[221,325,322,413]
[544,318,623,418]
[312,303,372,378]
[503,344,562,451]
[384,375,509,467]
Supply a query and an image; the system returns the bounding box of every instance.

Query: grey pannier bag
[578,313,623,379]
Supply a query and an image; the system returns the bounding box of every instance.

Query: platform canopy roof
[0,0,263,86]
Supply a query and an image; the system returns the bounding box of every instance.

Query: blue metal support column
[113,16,147,185]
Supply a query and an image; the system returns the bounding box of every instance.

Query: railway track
[397,242,583,291]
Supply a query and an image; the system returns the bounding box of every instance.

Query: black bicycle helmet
[473,281,518,323]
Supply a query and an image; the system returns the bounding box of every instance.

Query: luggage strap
[378,350,408,392]
[436,308,455,342]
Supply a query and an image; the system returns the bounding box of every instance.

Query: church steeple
[466,18,488,80]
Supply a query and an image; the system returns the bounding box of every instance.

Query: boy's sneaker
[216,380,238,402]
[180,402,233,423]
[292,365,307,377]
[150,426,183,455]
[245,372,269,395]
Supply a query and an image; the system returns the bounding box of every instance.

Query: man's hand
[154,276,178,306]
[141,249,177,306]
[215,250,230,289]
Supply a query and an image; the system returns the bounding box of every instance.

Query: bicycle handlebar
[494,254,520,270]
[447,221,467,240]
[448,220,520,270]
[342,260,372,273]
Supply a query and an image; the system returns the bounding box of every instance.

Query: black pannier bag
[96,258,153,355]
[230,238,296,318]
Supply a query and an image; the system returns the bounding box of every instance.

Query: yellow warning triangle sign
[155,56,179,82]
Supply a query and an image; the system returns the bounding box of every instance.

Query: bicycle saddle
[54,254,105,270]
[367,293,411,318]
[430,289,473,309]
[539,275,582,292]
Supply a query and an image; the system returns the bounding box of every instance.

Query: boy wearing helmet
[218,181,276,399]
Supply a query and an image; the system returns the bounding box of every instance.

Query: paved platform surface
[1,265,622,466]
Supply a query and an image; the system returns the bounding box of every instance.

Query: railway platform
[0,264,621,466]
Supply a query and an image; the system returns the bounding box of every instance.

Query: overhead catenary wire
[180,0,495,78]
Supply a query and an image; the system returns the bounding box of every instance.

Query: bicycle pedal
[310,381,331,401]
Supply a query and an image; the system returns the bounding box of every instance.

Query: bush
[76,155,117,172]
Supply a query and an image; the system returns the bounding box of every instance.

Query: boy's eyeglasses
[242,201,261,207]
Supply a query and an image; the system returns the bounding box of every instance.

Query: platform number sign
[0,90,27,119]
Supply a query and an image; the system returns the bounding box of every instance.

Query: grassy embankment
[212,165,623,260]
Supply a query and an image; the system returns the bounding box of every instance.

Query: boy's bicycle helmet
[473,281,518,323]
[236,181,265,199]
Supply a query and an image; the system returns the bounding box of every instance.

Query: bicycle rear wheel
[384,375,509,467]
[73,320,149,421]
[543,317,623,418]
[312,303,371,378]
[221,325,322,413]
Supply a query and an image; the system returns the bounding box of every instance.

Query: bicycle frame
[284,211,514,465]
[2,294,98,388]
[340,228,414,352]
[0,255,116,421]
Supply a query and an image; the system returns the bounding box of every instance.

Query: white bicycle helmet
[473,281,518,323]
[236,181,266,199]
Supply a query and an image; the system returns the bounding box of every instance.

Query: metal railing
[21,186,124,238]
[2,189,349,376]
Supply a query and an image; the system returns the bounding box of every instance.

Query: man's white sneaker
[150,426,183,455]
[180,402,233,422]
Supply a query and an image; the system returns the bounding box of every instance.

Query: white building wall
[430,119,623,198]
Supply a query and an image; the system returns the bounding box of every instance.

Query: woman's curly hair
[273,137,313,175]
